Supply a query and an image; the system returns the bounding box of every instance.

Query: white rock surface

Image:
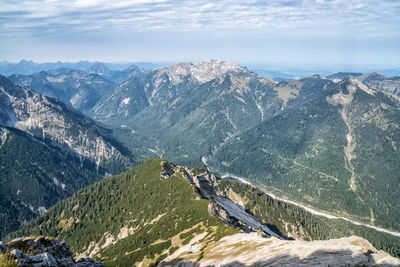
[0,76,119,166]
[162,233,400,266]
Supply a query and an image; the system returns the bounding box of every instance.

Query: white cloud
[0,0,399,36]
[0,0,398,64]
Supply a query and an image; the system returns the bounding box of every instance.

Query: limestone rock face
[0,236,104,267]
[161,233,400,267]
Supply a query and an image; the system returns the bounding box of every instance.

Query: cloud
[0,0,399,37]
[0,0,398,64]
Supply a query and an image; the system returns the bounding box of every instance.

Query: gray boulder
[1,236,104,267]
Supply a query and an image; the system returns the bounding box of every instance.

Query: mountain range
[0,75,135,238]
[8,70,115,113]
[89,61,400,233]
[8,64,148,113]
[1,59,400,265]
[0,60,159,76]
[327,72,400,96]
[93,60,323,166]
[206,76,400,231]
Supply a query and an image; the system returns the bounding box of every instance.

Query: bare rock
[2,236,104,267]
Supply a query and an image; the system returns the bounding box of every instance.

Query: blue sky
[0,0,399,67]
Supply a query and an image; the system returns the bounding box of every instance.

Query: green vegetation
[0,75,136,239]
[9,159,237,266]
[0,126,102,239]
[217,179,400,257]
[95,70,287,167]
[3,68,400,264]
[210,81,400,232]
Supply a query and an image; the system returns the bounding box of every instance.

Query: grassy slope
[9,159,238,266]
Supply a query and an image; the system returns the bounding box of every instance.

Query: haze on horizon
[0,0,399,68]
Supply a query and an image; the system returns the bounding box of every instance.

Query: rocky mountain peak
[307,74,321,79]
[326,77,374,106]
[0,75,128,172]
[154,60,249,85]
[339,76,375,95]
[154,62,194,85]
[0,75,28,98]
[191,59,248,83]
[88,62,111,76]
[358,72,386,83]
[125,64,141,72]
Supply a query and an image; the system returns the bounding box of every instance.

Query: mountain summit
[87,62,112,77]
[155,59,249,85]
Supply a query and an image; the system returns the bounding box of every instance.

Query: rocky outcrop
[0,236,104,267]
[180,166,281,238]
[0,75,127,172]
[161,233,400,266]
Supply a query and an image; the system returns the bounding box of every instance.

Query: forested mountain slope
[9,159,400,266]
[93,60,333,166]
[10,159,240,266]
[207,77,400,232]
[0,75,135,238]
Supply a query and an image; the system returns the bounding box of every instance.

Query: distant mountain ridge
[9,70,115,113]
[0,60,93,76]
[8,64,148,113]
[327,71,400,96]
[0,60,154,76]
[87,62,148,84]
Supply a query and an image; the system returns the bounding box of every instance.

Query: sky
[0,0,399,67]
